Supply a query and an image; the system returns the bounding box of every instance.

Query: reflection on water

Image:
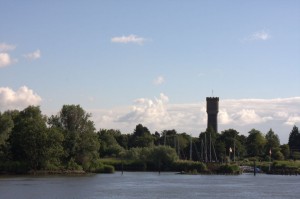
[1,172,299,199]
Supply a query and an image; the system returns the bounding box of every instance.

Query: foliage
[246,129,266,157]
[288,126,300,159]
[217,164,241,174]
[9,106,48,170]
[49,105,100,167]
[97,129,124,157]
[280,144,290,160]
[172,160,207,173]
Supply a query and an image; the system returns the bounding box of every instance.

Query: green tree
[97,129,124,157]
[217,129,246,161]
[45,127,65,169]
[48,105,100,169]
[130,124,154,147]
[265,129,282,160]
[0,111,17,160]
[246,129,266,157]
[288,125,300,159]
[280,144,290,160]
[9,106,48,170]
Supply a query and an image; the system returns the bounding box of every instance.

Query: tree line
[0,105,299,173]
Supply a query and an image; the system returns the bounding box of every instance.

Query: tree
[217,129,246,161]
[288,125,300,159]
[45,127,64,168]
[130,124,154,147]
[48,105,100,168]
[265,129,282,160]
[9,106,48,170]
[97,129,124,157]
[246,129,266,157]
[0,111,17,160]
[280,144,290,160]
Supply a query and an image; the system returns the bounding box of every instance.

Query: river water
[0,172,299,199]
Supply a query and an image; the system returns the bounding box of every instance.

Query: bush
[0,161,29,174]
[102,165,115,173]
[67,158,83,171]
[217,164,241,174]
[172,160,207,173]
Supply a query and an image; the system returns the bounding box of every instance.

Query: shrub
[0,161,29,174]
[217,164,241,174]
[172,160,207,173]
[67,158,83,171]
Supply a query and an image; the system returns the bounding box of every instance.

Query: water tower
[206,97,219,133]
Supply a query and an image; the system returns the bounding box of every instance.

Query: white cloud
[111,35,146,45]
[0,43,16,52]
[24,49,41,60]
[153,76,165,85]
[0,86,42,111]
[0,53,13,68]
[285,115,300,126]
[243,30,271,42]
[252,30,270,40]
[88,96,300,143]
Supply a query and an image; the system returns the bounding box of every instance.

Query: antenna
[212,89,214,97]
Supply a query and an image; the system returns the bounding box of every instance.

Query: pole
[269,148,272,172]
[209,131,212,162]
[190,135,192,161]
[254,160,256,176]
[233,138,236,162]
[177,136,180,159]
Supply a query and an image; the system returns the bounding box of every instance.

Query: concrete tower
[206,97,219,133]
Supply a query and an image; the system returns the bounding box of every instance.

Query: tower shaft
[206,97,219,133]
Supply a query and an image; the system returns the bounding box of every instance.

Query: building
[206,97,219,133]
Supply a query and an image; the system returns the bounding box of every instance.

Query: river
[0,172,299,199]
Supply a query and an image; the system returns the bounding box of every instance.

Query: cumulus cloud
[0,42,16,68]
[89,95,300,143]
[0,86,42,111]
[24,49,41,60]
[153,76,165,85]
[0,53,13,68]
[285,115,300,126]
[111,34,145,45]
[0,43,16,52]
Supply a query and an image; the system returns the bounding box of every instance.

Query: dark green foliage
[265,129,282,160]
[129,124,154,147]
[9,106,48,170]
[288,126,300,159]
[172,160,207,173]
[49,105,100,169]
[97,129,124,157]
[217,164,241,174]
[280,144,290,159]
[0,161,29,174]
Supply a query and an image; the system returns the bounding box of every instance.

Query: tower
[206,97,219,133]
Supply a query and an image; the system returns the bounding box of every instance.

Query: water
[0,172,299,199]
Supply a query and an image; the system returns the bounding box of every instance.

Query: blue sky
[1,1,300,143]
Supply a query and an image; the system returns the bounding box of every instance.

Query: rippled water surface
[1,172,299,199]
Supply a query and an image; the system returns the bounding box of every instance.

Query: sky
[0,0,299,143]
